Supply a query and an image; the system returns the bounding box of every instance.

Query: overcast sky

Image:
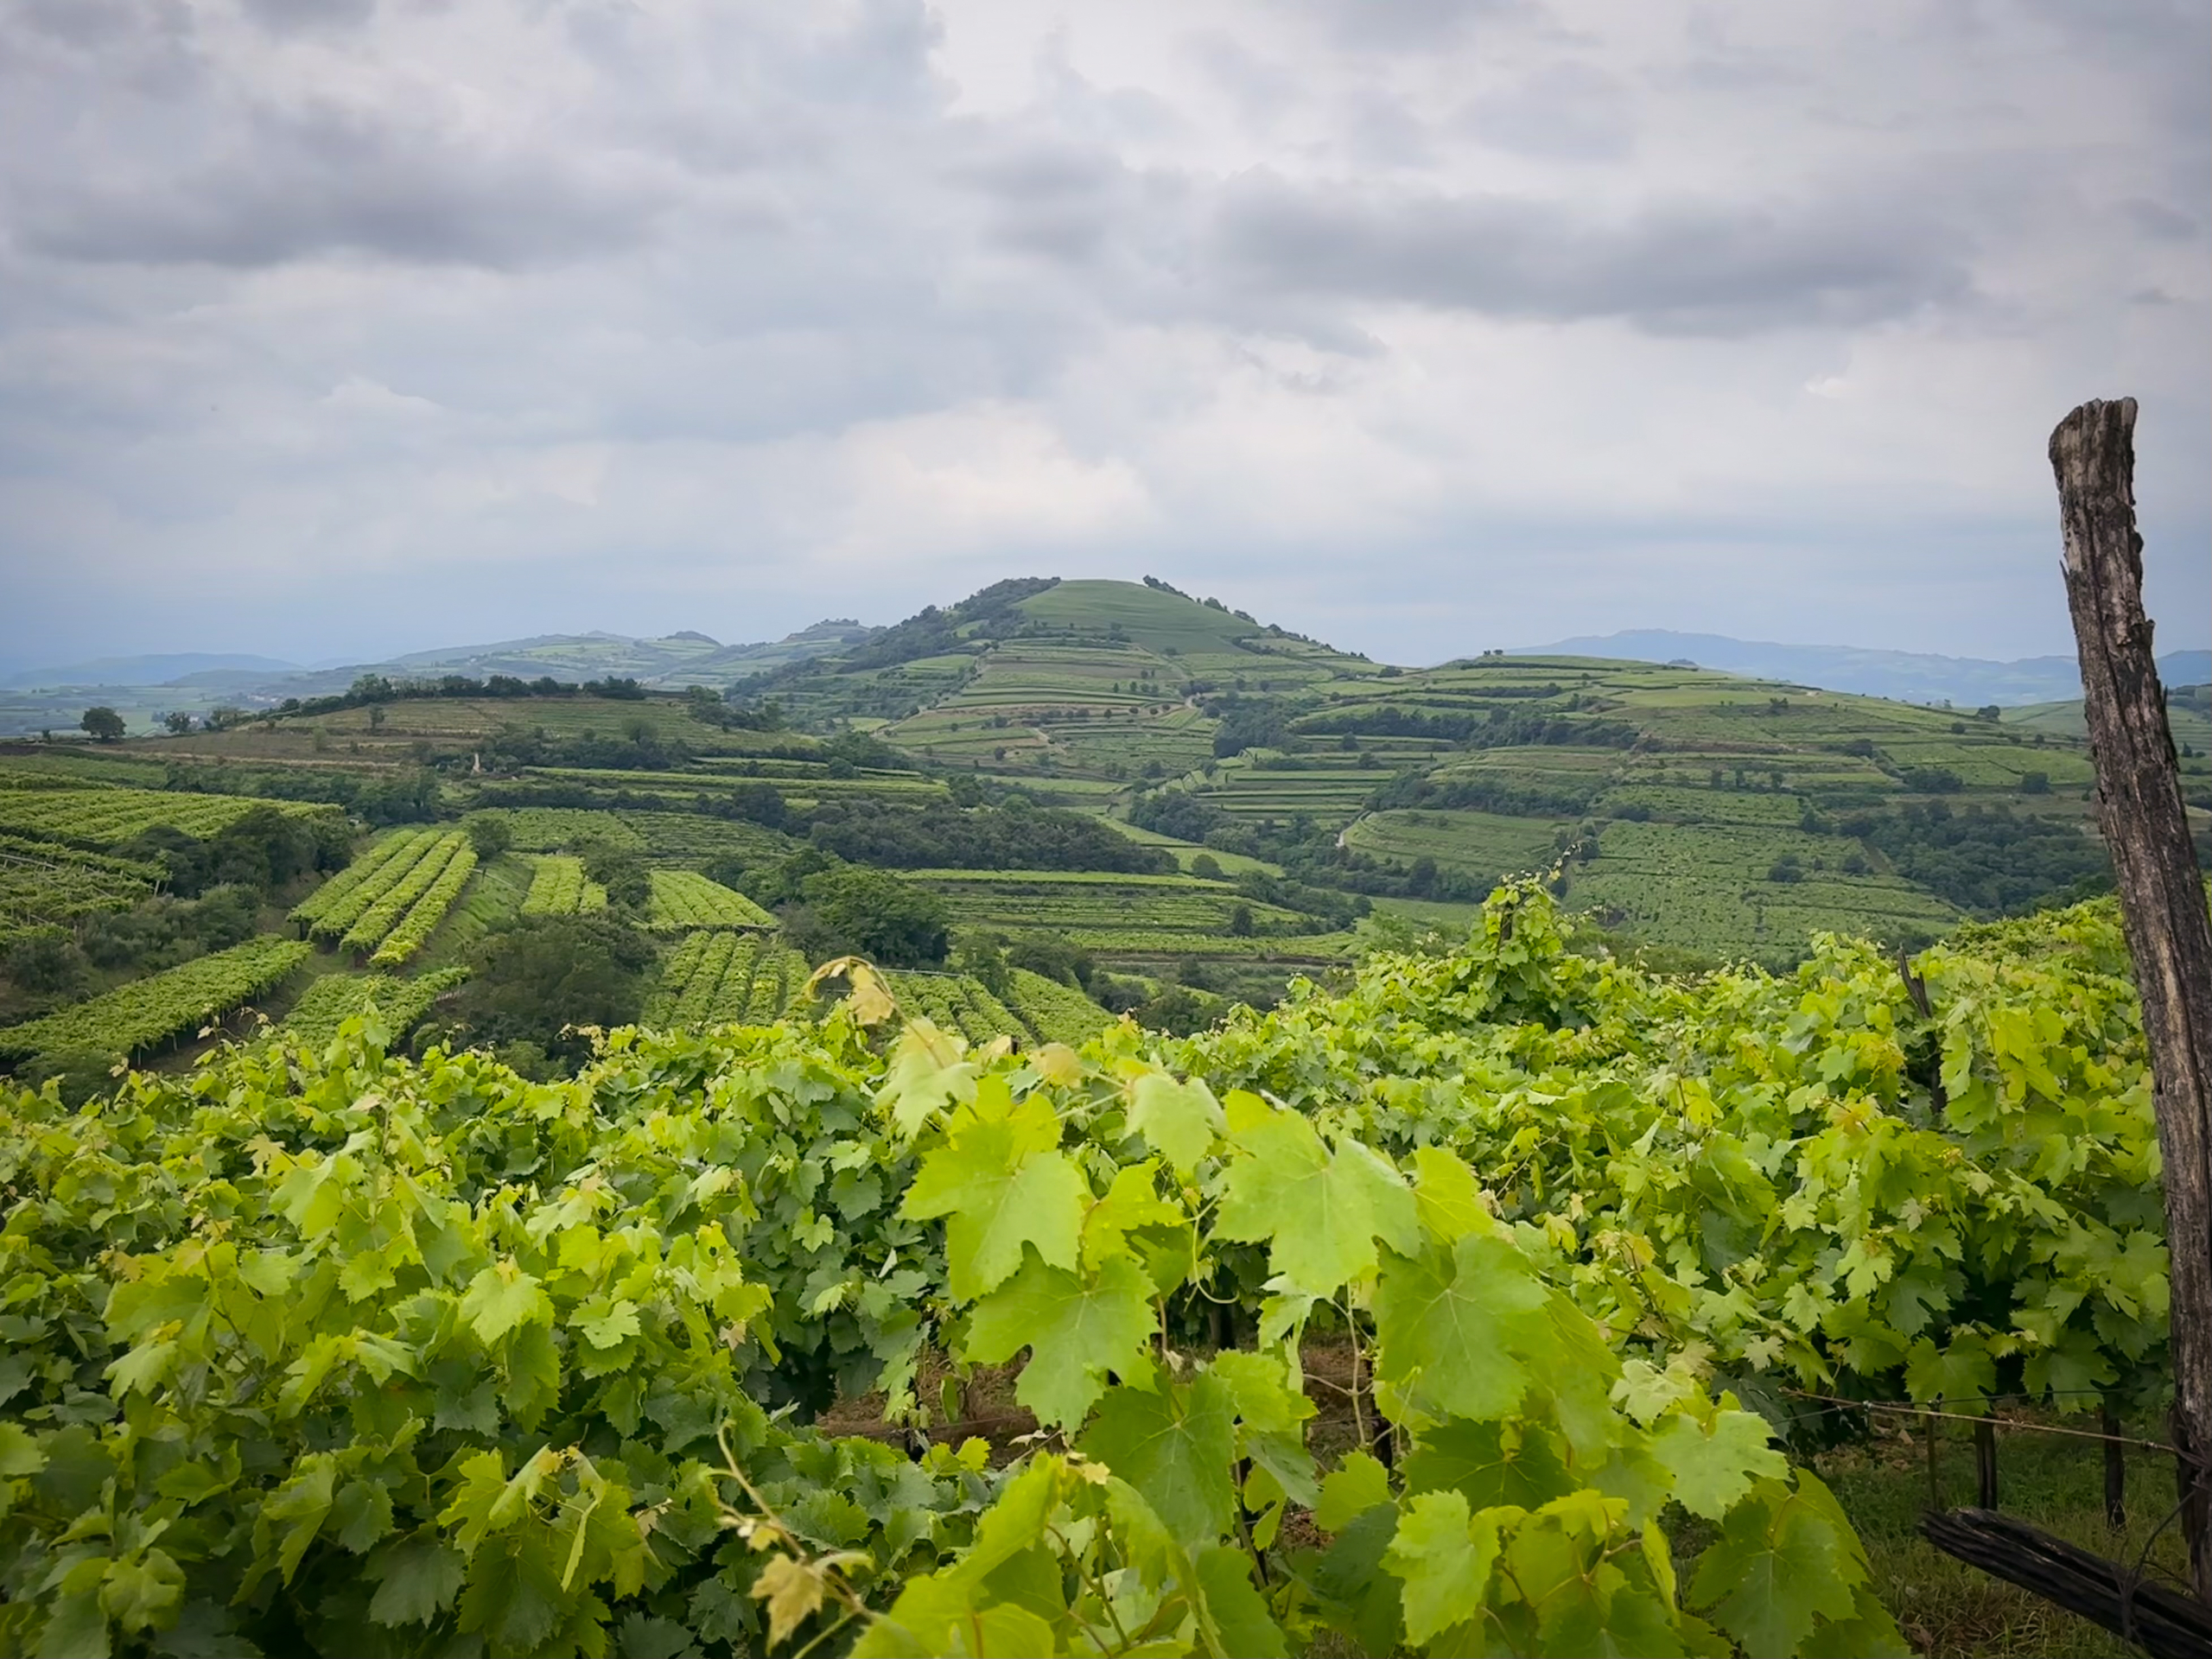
[1,0,2204,673]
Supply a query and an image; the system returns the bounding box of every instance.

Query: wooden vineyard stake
[1975,1418,2000,1510]
[2107,1399,2128,1531]
[2050,397,2212,1599]
[1927,1411,1942,1510]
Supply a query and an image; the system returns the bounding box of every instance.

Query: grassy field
[1099,817,1282,876]
[1342,808,1567,876]
[122,694,821,766]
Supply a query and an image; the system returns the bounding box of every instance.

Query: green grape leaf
[99,1551,185,1637]
[1541,1562,1687,1658]
[35,1592,108,1659]
[573,1296,643,1350]
[433,1370,500,1437]
[903,1092,1084,1300]
[1382,1489,1503,1647]
[852,1575,1058,1658]
[1410,1146,1495,1243]
[441,1448,563,1558]
[945,1457,1062,1588]
[455,1534,565,1655]
[1313,1505,1407,1658]
[331,1478,397,1553]
[1541,1296,1627,1461]
[1689,1477,1860,1657]
[1081,1161,1183,1270]
[964,1254,1155,1427]
[1209,1349,1315,1438]
[753,1554,830,1648]
[505,1321,563,1433]
[1314,1450,1393,1534]
[1194,1545,1288,1658]
[1211,1348,1319,1507]
[146,1598,257,1659]
[338,1241,403,1303]
[1102,1475,1184,1592]
[271,1153,356,1238]
[2023,1328,2116,1401]
[1079,1374,1237,1548]
[262,1456,337,1586]
[1612,1357,1699,1427]
[105,1339,177,1399]
[0,1421,46,1478]
[1371,1235,1549,1422]
[1796,1583,1913,1658]
[1904,1332,1995,1412]
[1404,1419,1576,1514]
[1334,1139,1421,1256]
[458,1259,551,1344]
[1650,1409,1789,1522]
[874,1022,979,1139]
[1213,1104,1412,1295]
[366,1537,468,1628]
[1127,1073,1225,1176]
[611,1613,700,1659]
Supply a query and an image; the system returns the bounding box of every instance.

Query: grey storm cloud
[1208,175,1976,335]
[16,102,665,269]
[1300,0,1551,51]
[1463,61,1637,162]
[238,0,377,32]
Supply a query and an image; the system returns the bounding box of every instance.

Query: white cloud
[0,0,2203,671]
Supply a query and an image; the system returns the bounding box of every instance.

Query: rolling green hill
[730,579,2185,964]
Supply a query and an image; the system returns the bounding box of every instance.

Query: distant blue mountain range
[0,652,302,690]
[1516,630,2211,708]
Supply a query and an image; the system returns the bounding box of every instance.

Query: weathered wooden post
[2105,1399,2127,1531]
[2050,396,2212,1600]
[1975,1418,2000,1510]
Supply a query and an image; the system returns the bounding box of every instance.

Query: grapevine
[0,935,309,1062]
[519,853,607,916]
[647,869,776,930]
[279,968,470,1047]
[289,828,434,928]
[1005,966,1117,1046]
[0,882,2173,1657]
[367,844,478,966]
[302,830,449,940]
[337,834,469,956]
[0,785,341,849]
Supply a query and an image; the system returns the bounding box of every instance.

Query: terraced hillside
[736,581,2196,964]
[1134,654,2150,960]
[747,577,1366,785]
[11,579,2202,1077]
